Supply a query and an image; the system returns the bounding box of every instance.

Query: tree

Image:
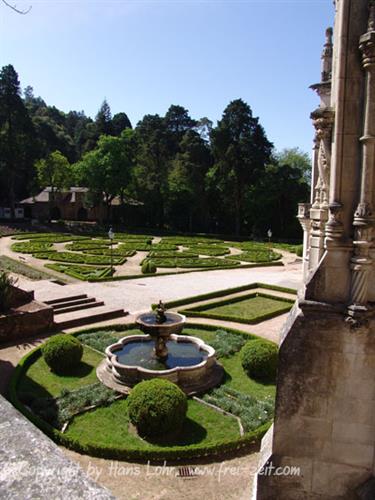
[168,130,212,231]
[1,0,31,14]
[164,105,196,155]
[246,160,310,239]
[133,115,172,228]
[0,64,36,216]
[276,147,311,186]
[35,151,72,219]
[95,99,112,136]
[35,150,71,192]
[210,99,273,235]
[195,117,213,143]
[74,130,135,222]
[112,112,132,135]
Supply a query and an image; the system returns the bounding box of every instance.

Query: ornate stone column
[307,28,334,271]
[297,203,311,280]
[347,3,375,320]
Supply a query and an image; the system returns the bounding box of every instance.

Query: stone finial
[368,1,375,32]
[321,27,333,82]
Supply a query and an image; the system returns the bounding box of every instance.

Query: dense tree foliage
[210,99,273,236]
[0,65,37,216]
[0,65,310,239]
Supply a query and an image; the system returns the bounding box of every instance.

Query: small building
[19,187,142,222]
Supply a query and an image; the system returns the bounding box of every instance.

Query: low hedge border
[144,257,240,269]
[179,292,295,325]
[151,282,297,310]
[35,251,126,266]
[8,323,271,462]
[86,260,284,282]
[45,263,112,281]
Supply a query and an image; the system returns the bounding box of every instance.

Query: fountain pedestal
[96,302,224,395]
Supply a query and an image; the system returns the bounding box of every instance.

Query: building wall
[256,1,375,498]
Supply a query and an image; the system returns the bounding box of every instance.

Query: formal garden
[7,275,296,462]
[2,230,302,282]
[10,323,278,461]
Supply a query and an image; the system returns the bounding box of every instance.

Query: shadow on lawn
[144,417,207,447]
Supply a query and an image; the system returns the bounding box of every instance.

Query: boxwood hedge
[8,324,271,462]
[45,263,113,280]
[35,251,126,265]
[11,241,53,253]
[179,293,294,324]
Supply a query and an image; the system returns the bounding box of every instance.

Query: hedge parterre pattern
[8,231,300,281]
[45,263,113,280]
[36,251,126,265]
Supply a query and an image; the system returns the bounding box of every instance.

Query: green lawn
[16,325,274,457]
[220,353,276,400]
[17,346,103,398]
[183,294,292,323]
[65,398,240,449]
[0,255,58,281]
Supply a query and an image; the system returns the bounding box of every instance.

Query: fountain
[97,301,223,395]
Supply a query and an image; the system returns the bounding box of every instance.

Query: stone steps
[44,294,88,305]
[45,293,127,329]
[51,297,97,310]
[55,306,126,330]
[53,300,105,315]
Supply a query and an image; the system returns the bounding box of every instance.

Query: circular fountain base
[97,334,224,396]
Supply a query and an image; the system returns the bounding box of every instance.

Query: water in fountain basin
[139,313,182,326]
[114,339,207,371]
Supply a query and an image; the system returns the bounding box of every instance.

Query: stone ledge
[0,395,114,499]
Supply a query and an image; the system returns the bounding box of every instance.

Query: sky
[1,0,333,154]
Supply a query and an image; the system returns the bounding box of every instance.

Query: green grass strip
[179,293,294,325]
[0,255,60,281]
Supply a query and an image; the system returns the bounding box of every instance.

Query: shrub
[36,251,125,265]
[76,330,122,352]
[0,271,16,312]
[296,245,303,257]
[45,263,112,281]
[128,379,187,438]
[147,257,240,269]
[241,339,278,380]
[187,245,230,256]
[203,386,274,432]
[141,260,157,274]
[209,329,247,358]
[227,250,281,263]
[41,334,83,374]
[11,241,53,253]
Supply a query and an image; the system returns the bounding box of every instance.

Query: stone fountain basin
[136,312,186,337]
[103,334,219,392]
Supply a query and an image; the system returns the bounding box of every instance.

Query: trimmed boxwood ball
[141,260,157,274]
[128,379,187,438]
[241,339,278,380]
[41,334,83,373]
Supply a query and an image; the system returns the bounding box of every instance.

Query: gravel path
[14,261,301,315]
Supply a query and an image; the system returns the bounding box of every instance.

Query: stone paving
[15,260,302,316]
[63,447,260,500]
